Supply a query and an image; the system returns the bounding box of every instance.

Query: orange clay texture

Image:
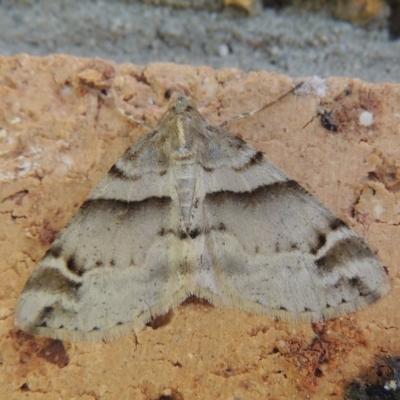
[0,55,399,399]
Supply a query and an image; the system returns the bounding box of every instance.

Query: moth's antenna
[82,83,152,130]
[220,81,304,128]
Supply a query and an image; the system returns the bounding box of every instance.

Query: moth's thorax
[158,96,206,153]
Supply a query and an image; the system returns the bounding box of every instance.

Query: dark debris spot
[38,340,69,368]
[164,89,173,99]
[272,347,280,354]
[173,361,182,368]
[20,383,29,392]
[321,111,338,132]
[146,310,174,330]
[314,368,323,378]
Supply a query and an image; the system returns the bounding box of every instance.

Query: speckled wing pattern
[15,95,390,341]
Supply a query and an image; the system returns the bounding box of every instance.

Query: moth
[15,85,390,341]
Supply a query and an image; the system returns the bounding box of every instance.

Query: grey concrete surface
[0,0,399,83]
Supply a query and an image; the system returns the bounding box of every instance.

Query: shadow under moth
[15,84,390,341]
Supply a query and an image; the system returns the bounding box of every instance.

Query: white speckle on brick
[359,111,374,126]
[10,117,22,124]
[296,76,327,98]
[374,204,383,219]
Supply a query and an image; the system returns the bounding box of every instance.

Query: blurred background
[0,0,399,83]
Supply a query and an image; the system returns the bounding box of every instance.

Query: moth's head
[168,95,198,115]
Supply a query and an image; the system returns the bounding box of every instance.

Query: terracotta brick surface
[0,55,399,399]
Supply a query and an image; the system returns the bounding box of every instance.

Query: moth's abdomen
[172,154,197,231]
